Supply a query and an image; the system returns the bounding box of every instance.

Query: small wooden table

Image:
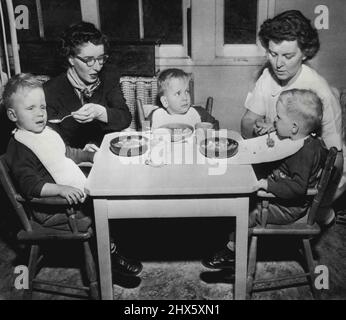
[85,130,258,300]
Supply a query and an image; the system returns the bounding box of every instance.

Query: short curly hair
[58,21,108,60]
[259,10,320,60]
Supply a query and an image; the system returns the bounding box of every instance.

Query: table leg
[234,198,249,300]
[93,199,112,300]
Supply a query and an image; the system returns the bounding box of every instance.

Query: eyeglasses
[75,54,109,67]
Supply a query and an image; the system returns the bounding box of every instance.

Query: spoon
[48,114,73,124]
[266,131,275,148]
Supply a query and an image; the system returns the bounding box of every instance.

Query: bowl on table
[199,136,238,159]
[110,134,149,157]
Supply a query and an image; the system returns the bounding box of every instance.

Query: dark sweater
[267,136,328,200]
[6,136,94,199]
[43,70,131,148]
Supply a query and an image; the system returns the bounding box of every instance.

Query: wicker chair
[120,75,213,130]
[120,76,158,130]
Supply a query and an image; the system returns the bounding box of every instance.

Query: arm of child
[257,178,268,191]
[65,146,95,164]
[40,183,86,205]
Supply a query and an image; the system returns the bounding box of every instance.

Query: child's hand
[257,179,268,191]
[83,143,99,152]
[58,185,86,205]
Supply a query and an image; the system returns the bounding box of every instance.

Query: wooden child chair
[246,147,338,299]
[0,155,99,300]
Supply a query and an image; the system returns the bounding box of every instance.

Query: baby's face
[274,100,294,139]
[161,77,191,115]
[9,87,47,133]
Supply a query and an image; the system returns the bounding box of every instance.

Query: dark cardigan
[6,136,94,199]
[267,136,328,200]
[43,69,131,148]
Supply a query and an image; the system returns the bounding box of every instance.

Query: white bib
[14,127,86,191]
[151,107,201,129]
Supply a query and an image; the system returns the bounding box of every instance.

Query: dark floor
[1,208,346,300]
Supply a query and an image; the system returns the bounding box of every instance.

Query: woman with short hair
[44,21,131,149]
[44,22,141,277]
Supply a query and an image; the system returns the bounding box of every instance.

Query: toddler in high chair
[202,88,329,270]
[3,73,143,276]
[149,68,219,130]
[4,73,94,231]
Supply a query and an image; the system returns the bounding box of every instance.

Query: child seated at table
[149,68,219,129]
[202,88,328,269]
[3,73,142,276]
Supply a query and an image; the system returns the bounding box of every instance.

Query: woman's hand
[57,185,86,205]
[72,103,107,123]
[254,119,275,136]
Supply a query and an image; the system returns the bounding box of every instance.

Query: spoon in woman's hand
[48,114,73,124]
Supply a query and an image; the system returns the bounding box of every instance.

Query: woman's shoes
[202,247,235,269]
[111,250,143,276]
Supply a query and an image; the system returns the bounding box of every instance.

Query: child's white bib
[14,127,86,191]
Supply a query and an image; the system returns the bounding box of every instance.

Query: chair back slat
[136,98,146,129]
[307,147,338,225]
[205,97,213,115]
[0,155,32,231]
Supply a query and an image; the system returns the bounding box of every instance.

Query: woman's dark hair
[258,10,320,60]
[58,21,108,60]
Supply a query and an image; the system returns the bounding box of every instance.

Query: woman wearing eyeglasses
[43,22,142,278]
[44,21,132,149]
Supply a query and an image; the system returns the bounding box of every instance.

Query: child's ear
[292,122,299,134]
[160,96,168,109]
[7,108,17,122]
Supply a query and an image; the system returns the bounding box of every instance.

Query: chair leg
[83,241,99,300]
[302,238,320,300]
[246,236,258,300]
[23,244,40,300]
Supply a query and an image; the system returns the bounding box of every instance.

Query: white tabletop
[85,130,258,197]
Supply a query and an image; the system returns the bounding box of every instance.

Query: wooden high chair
[0,155,99,300]
[246,147,338,300]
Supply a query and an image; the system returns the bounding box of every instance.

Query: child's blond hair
[278,89,323,134]
[157,68,191,98]
[3,73,43,110]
